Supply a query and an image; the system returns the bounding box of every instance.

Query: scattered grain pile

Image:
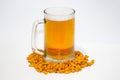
[27,50,94,74]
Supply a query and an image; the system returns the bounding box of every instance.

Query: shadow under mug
[32,7,75,62]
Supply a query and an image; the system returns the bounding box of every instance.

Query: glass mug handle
[31,19,44,55]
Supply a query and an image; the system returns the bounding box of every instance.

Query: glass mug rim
[44,7,75,16]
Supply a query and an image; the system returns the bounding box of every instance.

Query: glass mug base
[45,52,75,62]
[44,47,74,62]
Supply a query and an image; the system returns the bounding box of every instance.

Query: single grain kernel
[43,71,48,74]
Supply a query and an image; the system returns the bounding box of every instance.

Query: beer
[45,18,74,60]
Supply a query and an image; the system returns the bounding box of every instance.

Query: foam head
[44,7,75,21]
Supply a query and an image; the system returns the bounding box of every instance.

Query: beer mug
[32,7,75,61]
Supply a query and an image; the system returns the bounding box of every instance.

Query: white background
[0,0,120,80]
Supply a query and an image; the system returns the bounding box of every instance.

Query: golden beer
[45,18,74,60]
